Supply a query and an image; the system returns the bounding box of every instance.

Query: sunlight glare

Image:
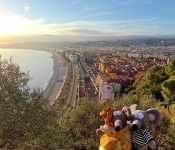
[0,15,26,35]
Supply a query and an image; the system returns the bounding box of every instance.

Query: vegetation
[165,58,175,76]
[0,56,175,149]
[161,79,175,103]
[59,63,73,99]
[145,66,168,88]
[0,57,58,149]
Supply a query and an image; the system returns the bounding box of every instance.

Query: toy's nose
[131,124,138,131]
[131,120,141,131]
[114,120,122,132]
[115,126,121,131]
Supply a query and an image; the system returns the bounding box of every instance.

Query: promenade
[43,52,67,105]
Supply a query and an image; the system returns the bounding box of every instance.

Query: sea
[0,49,53,89]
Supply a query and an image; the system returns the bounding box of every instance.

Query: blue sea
[0,49,53,89]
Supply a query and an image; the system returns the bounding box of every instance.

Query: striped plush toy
[122,104,160,150]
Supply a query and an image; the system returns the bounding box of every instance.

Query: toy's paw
[96,129,104,136]
[148,140,157,149]
[100,125,114,132]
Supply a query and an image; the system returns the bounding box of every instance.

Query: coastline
[43,52,67,105]
[0,48,67,105]
[42,54,54,92]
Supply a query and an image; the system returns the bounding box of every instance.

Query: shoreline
[0,48,68,105]
[42,54,54,92]
[42,53,55,92]
[43,52,68,105]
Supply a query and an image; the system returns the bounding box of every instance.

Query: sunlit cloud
[0,15,69,35]
[0,14,172,39]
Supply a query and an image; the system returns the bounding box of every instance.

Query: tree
[165,58,175,76]
[0,57,55,149]
[161,79,175,103]
[145,67,168,87]
[60,99,104,149]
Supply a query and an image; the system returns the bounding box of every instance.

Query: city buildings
[59,45,174,103]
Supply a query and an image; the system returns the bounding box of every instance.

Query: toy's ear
[146,108,160,124]
[122,107,131,119]
[129,104,137,114]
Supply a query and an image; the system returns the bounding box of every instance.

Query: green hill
[0,57,175,149]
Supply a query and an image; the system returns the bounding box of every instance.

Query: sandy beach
[43,52,67,105]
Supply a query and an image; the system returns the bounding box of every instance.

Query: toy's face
[122,104,160,131]
[131,110,148,131]
[112,110,127,131]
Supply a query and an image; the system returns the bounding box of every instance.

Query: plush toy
[123,104,160,150]
[96,107,132,150]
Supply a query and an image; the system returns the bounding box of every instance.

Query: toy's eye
[113,111,122,116]
[134,112,144,119]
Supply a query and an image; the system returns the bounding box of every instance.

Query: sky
[0,0,175,41]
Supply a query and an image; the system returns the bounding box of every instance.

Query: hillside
[0,57,175,149]
[53,59,175,149]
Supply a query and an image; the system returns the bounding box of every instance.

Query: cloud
[85,10,118,18]
[0,14,173,40]
[24,3,31,13]
[59,18,158,29]
[0,15,48,35]
[69,29,106,36]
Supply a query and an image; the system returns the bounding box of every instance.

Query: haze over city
[0,0,175,43]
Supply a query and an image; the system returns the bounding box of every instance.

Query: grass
[170,105,175,124]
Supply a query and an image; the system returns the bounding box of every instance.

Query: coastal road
[72,65,79,107]
[63,64,78,112]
